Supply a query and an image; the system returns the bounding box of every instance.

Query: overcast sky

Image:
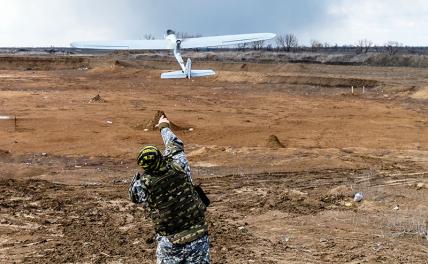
[0,0,427,47]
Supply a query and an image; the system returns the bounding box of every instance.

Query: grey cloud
[0,0,329,46]
[124,0,328,37]
[2,0,426,47]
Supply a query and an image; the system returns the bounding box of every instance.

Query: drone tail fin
[161,69,215,79]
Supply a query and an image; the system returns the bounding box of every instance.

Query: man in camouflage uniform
[129,115,210,264]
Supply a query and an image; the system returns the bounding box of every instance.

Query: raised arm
[158,115,193,181]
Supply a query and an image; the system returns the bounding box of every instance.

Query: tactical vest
[142,161,207,244]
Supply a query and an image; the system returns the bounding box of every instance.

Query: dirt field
[0,54,427,263]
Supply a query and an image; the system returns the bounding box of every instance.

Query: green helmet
[137,145,163,171]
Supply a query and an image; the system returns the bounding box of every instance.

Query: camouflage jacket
[131,127,201,243]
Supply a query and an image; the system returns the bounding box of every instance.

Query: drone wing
[181,33,276,49]
[71,33,276,50]
[70,40,169,50]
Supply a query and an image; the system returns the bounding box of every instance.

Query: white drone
[71,30,276,79]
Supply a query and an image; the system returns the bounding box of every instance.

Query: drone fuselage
[162,31,209,79]
[165,33,179,50]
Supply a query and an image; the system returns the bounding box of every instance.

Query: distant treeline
[1,33,427,56]
[226,34,428,55]
[205,45,428,56]
[2,46,428,56]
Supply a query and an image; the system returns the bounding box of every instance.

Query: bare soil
[0,54,427,263]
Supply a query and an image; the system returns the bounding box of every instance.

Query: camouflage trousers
[156,234,210,264]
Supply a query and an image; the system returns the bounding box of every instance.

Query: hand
[157,115,170,126]
[156,115,171,130]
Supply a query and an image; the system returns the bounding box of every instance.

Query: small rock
[112,179,128,184]
[189,128,194,132]
[289,189,308,198]
[393,205,400,211]
[144,128,149,132]
[353,192,364,202]
[225,147,234,153]
[41,152,48,157]
[238,226,245,231]
[221,247,227,251]
[44,219,57,224]
[341,148,354,154]
[344,202,353,207]
[416,183,425,190]
[106,121,113,124]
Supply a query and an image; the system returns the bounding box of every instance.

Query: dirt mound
[264,75,379,87]
[260,189,324,215]
[193,51,428,68]
[0,56,91,70]
[217,71,379,87]
[0,149,10,157]
[411,86,428,100]
[322,185,354,205]
[89,94,106,103]
[266,135,285,148]
[114,60,140,68]
[212,61,309,74]
[136,110,189,131]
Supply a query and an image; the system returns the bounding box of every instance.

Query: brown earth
[266,135,286,149]
[0,54,427,263]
